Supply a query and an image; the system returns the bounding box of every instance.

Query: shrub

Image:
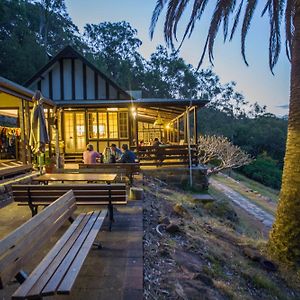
[240,153,282,189]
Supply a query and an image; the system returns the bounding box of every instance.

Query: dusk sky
[65,0,291,116]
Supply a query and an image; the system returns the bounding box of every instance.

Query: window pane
[88,112,98,139]
[108,112,118,138]
[98,112,107,139]
[119,112,128,138]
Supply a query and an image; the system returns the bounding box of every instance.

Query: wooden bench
[0,190,107,299]
[78,163,140,185]
[12,183,127,231]
[134,145,198,167]
[0,163,32,180]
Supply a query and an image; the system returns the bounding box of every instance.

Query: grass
[227,171,279,202]
[212,173,277,216]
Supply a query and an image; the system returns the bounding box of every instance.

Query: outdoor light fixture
[154,113,164,127]
[166,123,170,130]
[131,106,137,118]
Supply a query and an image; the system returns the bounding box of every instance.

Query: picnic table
[34,173,117,184]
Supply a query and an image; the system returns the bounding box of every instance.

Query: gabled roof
[24,45,132,99]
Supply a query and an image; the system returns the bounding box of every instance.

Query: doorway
[64,112,86,153]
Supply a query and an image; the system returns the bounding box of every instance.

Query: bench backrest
[0,190,76,288]
[12,184,127,205]
[79,163,140,173]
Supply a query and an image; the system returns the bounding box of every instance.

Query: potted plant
[44,155,56,173]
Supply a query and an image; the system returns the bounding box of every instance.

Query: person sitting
[152,137,162,148]
[152,138,163,165]
[109,143,122,162]
[83,144,101,164]
[118,144,136,163]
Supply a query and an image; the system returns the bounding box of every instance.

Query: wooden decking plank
[11,213,86,300]
[41,212,100,296]
[57,209,107,294]
[24,213,94,298]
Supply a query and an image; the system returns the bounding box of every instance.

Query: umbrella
[29,91,49,173]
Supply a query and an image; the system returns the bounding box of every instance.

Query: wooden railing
[133,144,198,167]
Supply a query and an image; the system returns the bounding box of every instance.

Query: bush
[239,153,282,189]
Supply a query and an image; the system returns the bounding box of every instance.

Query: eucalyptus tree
[150,0,300,264]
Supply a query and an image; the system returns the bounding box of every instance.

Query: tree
[150,1,300,264]
[198,135,252,174]
[84,21,145,89]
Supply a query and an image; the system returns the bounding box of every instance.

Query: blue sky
[65,0,290,116]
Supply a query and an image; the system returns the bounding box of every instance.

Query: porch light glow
[166,123,170,129]
[154,114,164,127]
[131,106,137,118]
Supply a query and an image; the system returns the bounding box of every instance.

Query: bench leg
[29,205,38,217]
[108,203,114,231]
[93,241,103,249]
[15,270,28,284]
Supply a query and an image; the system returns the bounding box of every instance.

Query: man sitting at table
[118,144,136,163]
[83,144,101,164]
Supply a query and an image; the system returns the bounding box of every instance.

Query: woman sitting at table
[83,144,102,164]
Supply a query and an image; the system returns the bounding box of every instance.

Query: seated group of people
[83,143,136,164]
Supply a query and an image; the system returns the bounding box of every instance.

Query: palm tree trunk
[268,3,300,264]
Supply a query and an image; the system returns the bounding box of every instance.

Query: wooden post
[194,107,198,143]
[19,100,26,164]
[25,101,32,164]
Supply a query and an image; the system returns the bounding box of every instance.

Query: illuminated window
[108,112,118,138]
[98,112,107,138]
[119,112,128,138]
[88,113,98,139]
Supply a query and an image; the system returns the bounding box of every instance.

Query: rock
[171,250,203,273]
[192,194,215,204]
[129,187,144,200]
[173,203,189,217]
[192,273,214,286]
[243,246,261,262]
[260,259,277,272]
[159,216,170,225]
[159,248,170,258]
[166,223,180,234]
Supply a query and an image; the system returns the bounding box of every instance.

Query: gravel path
[210,177,274,228]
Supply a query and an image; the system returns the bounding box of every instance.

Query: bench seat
[12,210,106,299]
[0,190,107,299]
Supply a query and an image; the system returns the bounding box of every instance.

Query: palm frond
[178,0,209,49]
[241,0,258,66]
[285,0,295,61]
[207,0,236,63]
[150,0,167,39]
[230,0,244,40]
[150,0,293,73]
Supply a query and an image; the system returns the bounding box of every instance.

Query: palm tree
[150,0,300,264]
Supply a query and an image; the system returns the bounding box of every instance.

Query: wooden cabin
[25,46,208,161]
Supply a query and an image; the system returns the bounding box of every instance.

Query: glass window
[108,112,118,139]
[119,112,128,138]
[88,112,98,139]
[98,112,107,139]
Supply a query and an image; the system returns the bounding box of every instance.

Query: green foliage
[0,0,86,84]
[240,153,282,189]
